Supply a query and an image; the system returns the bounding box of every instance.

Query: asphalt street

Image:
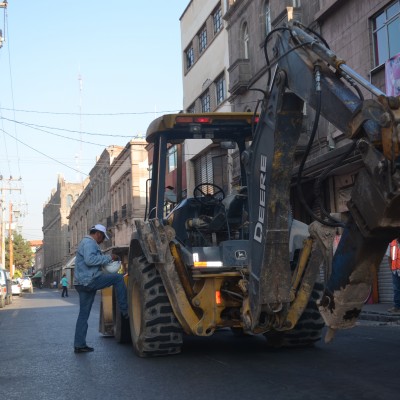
[1,288,399,400]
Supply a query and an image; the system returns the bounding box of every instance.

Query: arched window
[242,23,249,59]
[66,194,73,208]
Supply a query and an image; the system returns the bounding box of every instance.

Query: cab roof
[145,112,257,144]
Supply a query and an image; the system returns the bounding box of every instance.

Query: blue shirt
[74,235,112,286]
[61,277,68,287]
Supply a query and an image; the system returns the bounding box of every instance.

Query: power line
[0,127,90,177]
[4,10,22,179]
[0,106,182,116]
[0,115,137,138]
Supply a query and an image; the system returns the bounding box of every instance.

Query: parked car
[0,268,13,307]
[11,279,22,296]
[20,277,33,293]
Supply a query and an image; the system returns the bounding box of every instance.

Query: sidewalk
[360,302,400,323]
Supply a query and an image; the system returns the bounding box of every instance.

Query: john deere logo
[235,250,247,260]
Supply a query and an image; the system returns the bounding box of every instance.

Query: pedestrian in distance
[60,273,69,297]
[387,239,400,314]
[53,280,57,289]
[73,224,128,354]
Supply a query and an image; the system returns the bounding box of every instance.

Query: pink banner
[385,53,400,96]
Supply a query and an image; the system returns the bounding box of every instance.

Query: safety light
[193,261,223,268]
[194,117,211,123]
[175,116,193,123]
[175,116,212,124]
[215,290,222,305]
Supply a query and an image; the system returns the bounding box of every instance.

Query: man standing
[73,224,128,353]
[60,273,69,297]
[387,239,400,314]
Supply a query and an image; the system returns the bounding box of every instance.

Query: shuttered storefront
[194,147,228,193]
[378,254,393,304]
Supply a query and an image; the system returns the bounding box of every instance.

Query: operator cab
[144,113,257,271]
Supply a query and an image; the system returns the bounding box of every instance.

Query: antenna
[77,71,83,183]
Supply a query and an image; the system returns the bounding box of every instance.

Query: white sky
[0,1,188,240]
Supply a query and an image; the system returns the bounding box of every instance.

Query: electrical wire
[0,127,90,177]
[4,11,22,179]
[0,106,182,116]
[0,116,138,138]
[3,118,108,147]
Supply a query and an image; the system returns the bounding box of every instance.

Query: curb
[359,311,400,323]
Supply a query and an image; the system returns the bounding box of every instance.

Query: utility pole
[0,2,7,48]
[0,178,21,272]
[8,202,13,277]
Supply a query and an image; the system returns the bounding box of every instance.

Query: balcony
[228,59,251,95]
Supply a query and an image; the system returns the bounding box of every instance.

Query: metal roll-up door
[378,253,393,304]
[194,147,226,189]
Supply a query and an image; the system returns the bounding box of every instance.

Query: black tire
[264,282,325,348]
[128,256,183,357]
[113,287,131,344]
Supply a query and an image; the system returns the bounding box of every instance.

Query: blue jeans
[392,272,400,308]
[74,273,128,348]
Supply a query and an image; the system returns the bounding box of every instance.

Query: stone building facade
[223,0,392,221]
[68,146,124,253]
[109,139,148,270]
[42,174,84,285]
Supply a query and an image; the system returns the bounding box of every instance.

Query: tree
[5,231,33,275]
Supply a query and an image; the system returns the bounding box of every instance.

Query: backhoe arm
[244,20,400,332]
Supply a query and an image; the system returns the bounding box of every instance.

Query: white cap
[90,224,109,240]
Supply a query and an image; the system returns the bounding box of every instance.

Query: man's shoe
[74,346,94,353]
[387,307,400,314]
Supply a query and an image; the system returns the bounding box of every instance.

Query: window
[201,92,211,112]
[66,194,73,208]
[264,1,271,36]
[373,1,400,66]
[242,23,249,59]
[199,26,207,53]
[213,6,222,34]
[167,145,177,172]
[186,45,194,69]
[216,74,226,104]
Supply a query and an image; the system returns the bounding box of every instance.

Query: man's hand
[111,254,120,262]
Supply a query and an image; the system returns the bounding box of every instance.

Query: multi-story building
[68,146,124,252]
[109,139,148,269]
[66,146,124,283]
[180,0,236,198]
[42,174,84,285]
[181,0,230,113]
[33,245,44,278]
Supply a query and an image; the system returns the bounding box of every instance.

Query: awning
[31,271,42,279]
[62,256,76,270]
